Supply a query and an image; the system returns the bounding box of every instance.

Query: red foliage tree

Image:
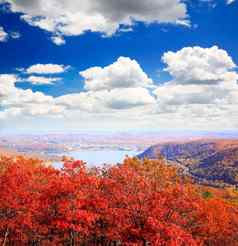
[0,156,237,245]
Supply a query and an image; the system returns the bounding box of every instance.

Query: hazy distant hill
[138,139,238,185]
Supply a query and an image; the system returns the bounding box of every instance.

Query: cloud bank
[1,46,238,130]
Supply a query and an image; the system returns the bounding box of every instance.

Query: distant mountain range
[138,139,238,186]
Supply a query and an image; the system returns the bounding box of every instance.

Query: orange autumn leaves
[0,156,238,245]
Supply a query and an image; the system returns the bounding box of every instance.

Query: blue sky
[0,0,238,132]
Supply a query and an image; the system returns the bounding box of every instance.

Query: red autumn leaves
[0,156,238,245]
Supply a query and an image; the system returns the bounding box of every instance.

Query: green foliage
[202,191,213,199]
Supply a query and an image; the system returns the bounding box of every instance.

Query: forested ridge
[0,155,238,245]
[138,139,238,186]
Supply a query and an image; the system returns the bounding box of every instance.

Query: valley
[1,132,238,187]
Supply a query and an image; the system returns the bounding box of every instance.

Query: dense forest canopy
[0,155,238,245]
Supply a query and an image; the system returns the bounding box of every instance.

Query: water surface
[53,149,138,168]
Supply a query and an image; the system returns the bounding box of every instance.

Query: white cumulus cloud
[51,35,65,46]
[10,31,21,39]
[154,46,238,121]
[26,76,60,85]
[55,57,156,113]
[162,46,237,85]
[0,26,21,42]
[26,64,68,74]
[57,87,155,112]
[0,74,65,119]
[80,57,154,91]
[0,74,18,99]
[1,47,238,130]
[0,26,8,42]
[3,0,189,44]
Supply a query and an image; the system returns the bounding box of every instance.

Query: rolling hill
[138,139,238,185]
